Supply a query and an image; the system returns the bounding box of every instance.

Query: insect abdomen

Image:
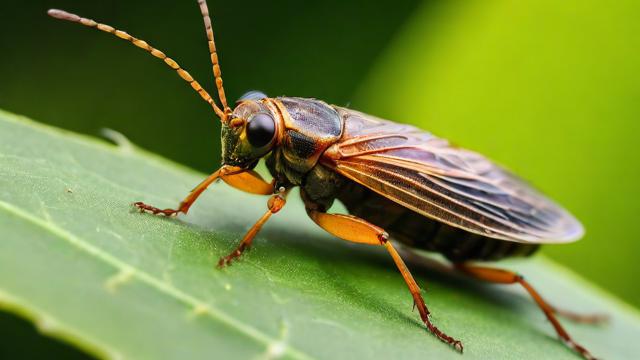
[337,182,539,262]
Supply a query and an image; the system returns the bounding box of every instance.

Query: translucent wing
[322,108,584,243]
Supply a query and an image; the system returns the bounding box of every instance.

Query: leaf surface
[0,109,638,359]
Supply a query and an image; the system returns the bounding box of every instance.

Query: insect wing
[322,108,584,243]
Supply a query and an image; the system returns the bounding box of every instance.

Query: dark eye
[246,113,275,147]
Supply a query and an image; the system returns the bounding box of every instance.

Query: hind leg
[456,264,598,360]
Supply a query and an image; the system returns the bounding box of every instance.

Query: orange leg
[307,210,463,352]
[218,190,290,267]
[134,165,273,216]
[455,264,598,360]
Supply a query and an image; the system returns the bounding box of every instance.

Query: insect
[48,2,602,358]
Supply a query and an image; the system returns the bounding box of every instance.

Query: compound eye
[246,113,276,148]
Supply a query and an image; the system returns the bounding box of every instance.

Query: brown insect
[48,2,603,358]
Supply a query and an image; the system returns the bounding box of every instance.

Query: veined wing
[322,107,584,243]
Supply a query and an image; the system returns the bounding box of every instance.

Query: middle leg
[218,188,290,267]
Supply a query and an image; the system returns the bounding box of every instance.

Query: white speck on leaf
[104,268,135,293]
[257,319,290,360]
[189,303,211,319]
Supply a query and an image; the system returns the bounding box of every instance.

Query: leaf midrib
[0,199,313,360]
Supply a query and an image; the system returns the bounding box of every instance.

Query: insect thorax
[265,97,343,186]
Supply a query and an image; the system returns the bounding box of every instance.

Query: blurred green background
[0,0,638,353]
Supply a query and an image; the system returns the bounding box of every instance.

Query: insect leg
[218,190,289,267]
[220,170,275,195]
[134,166,273,216]
[307,210,463,352]
[455,264,597,360]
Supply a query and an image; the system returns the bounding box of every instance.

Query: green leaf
[0,109,639,360]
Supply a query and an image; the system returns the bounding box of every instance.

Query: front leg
[134,165,273,216]
[218,188,290,267]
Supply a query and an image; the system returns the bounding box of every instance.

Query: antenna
[47,9,227,121]
[197,0,231,117]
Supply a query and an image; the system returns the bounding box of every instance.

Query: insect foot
[217,244,250,268]
[453,340,464,353]
[563,339,598,360]
[423,316,464,353]
[133,201,181,217]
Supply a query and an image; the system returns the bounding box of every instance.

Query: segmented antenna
[47,9,226,121]
[197,0,230,117]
